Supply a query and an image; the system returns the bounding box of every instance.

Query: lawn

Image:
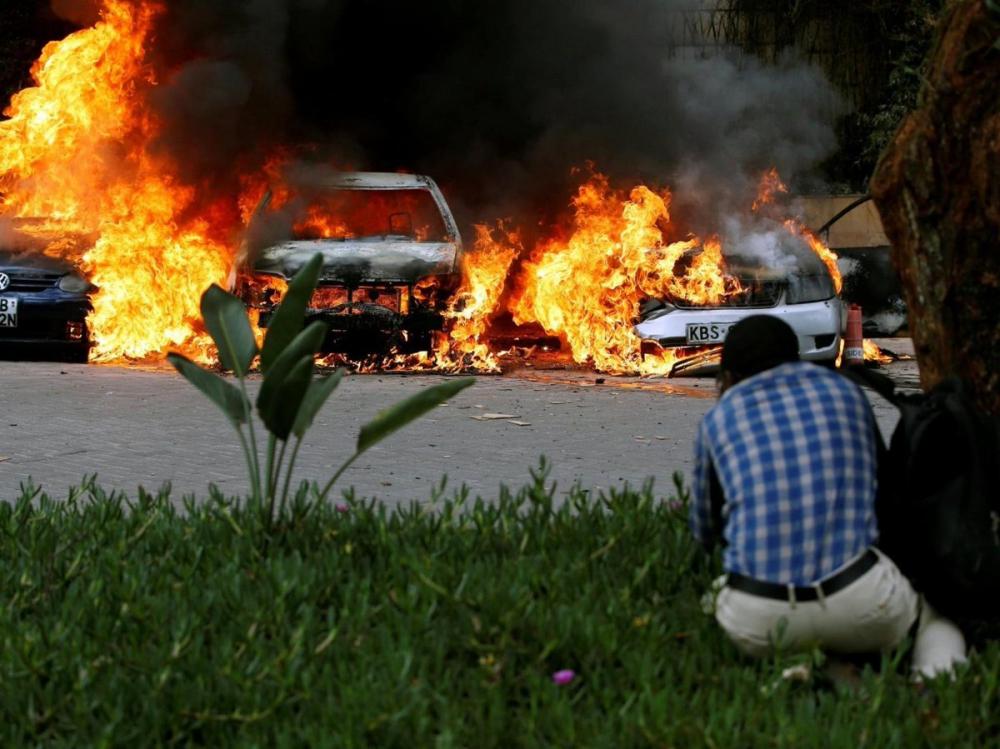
[1,463,996,747]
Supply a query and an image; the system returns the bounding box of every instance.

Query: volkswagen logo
[0,273,9,291]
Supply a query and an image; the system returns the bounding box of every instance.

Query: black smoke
[51,0,842,234]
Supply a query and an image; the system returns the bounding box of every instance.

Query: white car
[634,239,841,373]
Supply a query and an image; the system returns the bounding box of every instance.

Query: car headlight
[58,274,92,293]
[786,273,835,304]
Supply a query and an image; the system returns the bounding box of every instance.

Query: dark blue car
[0,250,93,362]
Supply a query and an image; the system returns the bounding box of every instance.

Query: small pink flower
[551,669,575,685]
[335,503,350,513]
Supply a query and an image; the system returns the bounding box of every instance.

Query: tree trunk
[870,0,1000,413]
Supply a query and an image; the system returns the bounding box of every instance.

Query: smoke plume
[53,0,842,232]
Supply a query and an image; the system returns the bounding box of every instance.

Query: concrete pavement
[0,347,912,506]
[0,363,717,505]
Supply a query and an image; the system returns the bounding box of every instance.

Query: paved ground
[0,340,916,506]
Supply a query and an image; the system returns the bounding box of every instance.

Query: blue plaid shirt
[691,362,878,585]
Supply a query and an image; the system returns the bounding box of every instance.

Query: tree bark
[871,0,1000,413]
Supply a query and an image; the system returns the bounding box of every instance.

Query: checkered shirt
[691,362,879,585]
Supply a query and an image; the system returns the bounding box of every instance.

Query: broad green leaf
[292,368,346,440]
[256,321,327,438]
[357,378,474,454]
[167,353,249,425]
[260,253,324,374]
[200,285,258,376]
[262,355,314,441]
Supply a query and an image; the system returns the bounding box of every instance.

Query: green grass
[1,463,997,747]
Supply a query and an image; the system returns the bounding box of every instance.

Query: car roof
[311,172,437,190]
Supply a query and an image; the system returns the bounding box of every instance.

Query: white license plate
[0,296,17,328]
[686,322,732,344]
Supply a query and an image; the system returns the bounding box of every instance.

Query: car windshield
[666,238,833,309]
[724,238,829,279]
[291,189,449,242]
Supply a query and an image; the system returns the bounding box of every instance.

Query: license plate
[0,296,17,328]
[686,322,732,344]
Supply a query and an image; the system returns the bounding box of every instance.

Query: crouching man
[691,315,966,678]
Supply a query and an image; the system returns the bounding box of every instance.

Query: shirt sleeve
[690,418,714,548]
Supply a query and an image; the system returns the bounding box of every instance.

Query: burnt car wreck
[238,172,462,357]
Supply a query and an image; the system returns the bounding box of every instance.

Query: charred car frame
[238,172,462,356]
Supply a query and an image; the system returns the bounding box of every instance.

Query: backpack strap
[837,365,898,549]
[838,364,895,457]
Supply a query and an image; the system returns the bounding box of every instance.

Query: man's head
[717,315,800,394]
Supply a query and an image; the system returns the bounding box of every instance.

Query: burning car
[0,249,93,362]
[239,172,463,356]
[633,235,841,370]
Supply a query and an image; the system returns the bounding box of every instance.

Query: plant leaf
[260,253,324,375]
[200,285,257,376]
[263,354,315,441]
[357,378,474,454]
[167,353,249,425]
[292,368,346,440]
[256,321,327,439]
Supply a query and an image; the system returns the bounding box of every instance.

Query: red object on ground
[844,304,864,366]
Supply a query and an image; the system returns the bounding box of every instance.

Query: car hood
[0,249,77,275]
[253,239,459,283]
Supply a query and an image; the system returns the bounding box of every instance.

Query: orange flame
[507,174,734,374]
[0,0,231,363]
[837,335,893,368]
[445,170,845,376]
[294,207,352,241]
[863,339,893,365]
[751,167,788,212]
[784,219,843,295]
[433,223,519,372]
[0,6,846,376]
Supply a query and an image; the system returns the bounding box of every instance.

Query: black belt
[725,549,879,602]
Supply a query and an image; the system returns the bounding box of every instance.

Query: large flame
[0,0,231,362]
[434,224,519,372]
[443,169,854,375]
[0,6,859,375]
[506,174,735,374]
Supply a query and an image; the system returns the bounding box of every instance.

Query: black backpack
[845,367,1000,619]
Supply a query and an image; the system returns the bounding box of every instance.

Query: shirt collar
[719,361,811,404]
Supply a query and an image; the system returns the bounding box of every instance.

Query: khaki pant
[711,548,967,678]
